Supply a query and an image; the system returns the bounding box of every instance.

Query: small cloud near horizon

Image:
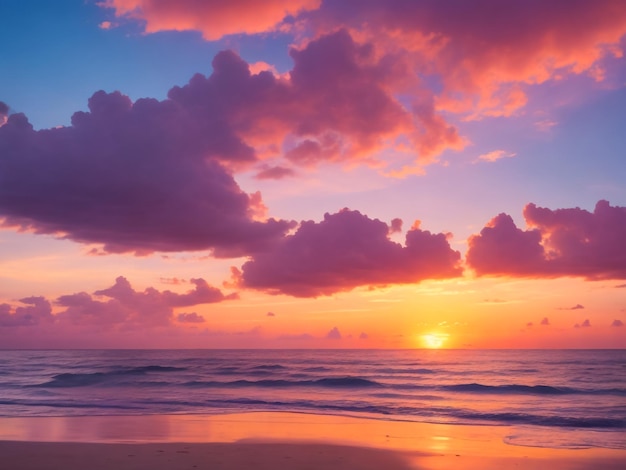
[326,326,342,340]
[559,304,585,310]
[540,317,550,326]
[177,312,205,323]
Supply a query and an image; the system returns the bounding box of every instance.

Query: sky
[0,0,625,349]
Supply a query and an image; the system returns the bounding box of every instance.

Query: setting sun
[420,333,449,349]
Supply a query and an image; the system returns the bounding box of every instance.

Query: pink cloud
[612,319,624,327]
[98,1,626,168]
[541,317,550,326]
[310,0,626,118]
[237,208,461,297]
[466,200,626,280]
[476,150,516,163]
[103,0,321,40]
[0,297,53,327]
[0,276,234,346]
[55,276,235,328]
[254,165,296,180]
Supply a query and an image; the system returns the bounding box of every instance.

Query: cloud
[237,208,462,297]
[559,304,585,310]
[466,200,626,280]
[254,165,296,180]
[266,311,276,317]
[53,276,235,329]
[309,0,626,119]
[1,277,233,331]
[541,317,550,326]
[104,1,626,124]
[326,326,342,340]
[177,312,205,323]
[0,297,53,327]
[96,0,626,175]
[0,87,295,256]
[612,319,624,327]
[476,150,516,163]
[574,319,591,328]
[389,218,403,234]
[359,332,369,339]
[0,101,8,127]
[103,0,321,40]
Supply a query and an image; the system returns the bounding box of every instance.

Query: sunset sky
[1,0,625,349]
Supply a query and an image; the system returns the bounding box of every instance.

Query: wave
[33,365,187,388]
[440,383,626,396]
[185,376,383,389]
[250,364,287,370]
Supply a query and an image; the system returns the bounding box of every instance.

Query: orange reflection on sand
[1,412,626,470]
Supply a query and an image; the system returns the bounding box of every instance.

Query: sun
[420,333,449,349]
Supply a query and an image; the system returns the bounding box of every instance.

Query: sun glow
[420,333,449,349]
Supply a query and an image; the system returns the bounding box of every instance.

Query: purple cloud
[467,201,626,280]
[326,326,342,340]
[0,297,53,327]
[54,276,235,328]
[177,312,206,323]
[237,209,461,297]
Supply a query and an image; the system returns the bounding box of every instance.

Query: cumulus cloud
[103,0,626,125]
[0,85,295,256]
[53,276,235,328]
[467,200,626,280]
[237,208,462,297]
[541,317,550,326]
[266,311,276,317]
[326,326,342,340]
[359,332,369,339]
[612,319,624,327]
[0,297,53,327]
[2,277,232,330]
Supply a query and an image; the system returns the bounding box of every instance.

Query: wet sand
[1,412,624,470]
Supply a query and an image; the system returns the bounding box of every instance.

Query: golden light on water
[420,333,449,349]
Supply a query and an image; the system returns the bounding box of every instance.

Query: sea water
[0,349,624,449]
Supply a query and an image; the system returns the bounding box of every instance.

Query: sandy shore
[1,412,625,470]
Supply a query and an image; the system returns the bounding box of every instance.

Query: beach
[1,412,625,470]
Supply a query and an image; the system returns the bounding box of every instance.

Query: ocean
[1,349,625,449]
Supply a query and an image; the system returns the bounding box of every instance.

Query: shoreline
[1,412,626,469]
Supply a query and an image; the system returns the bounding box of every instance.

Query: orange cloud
[103,0,321,40]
